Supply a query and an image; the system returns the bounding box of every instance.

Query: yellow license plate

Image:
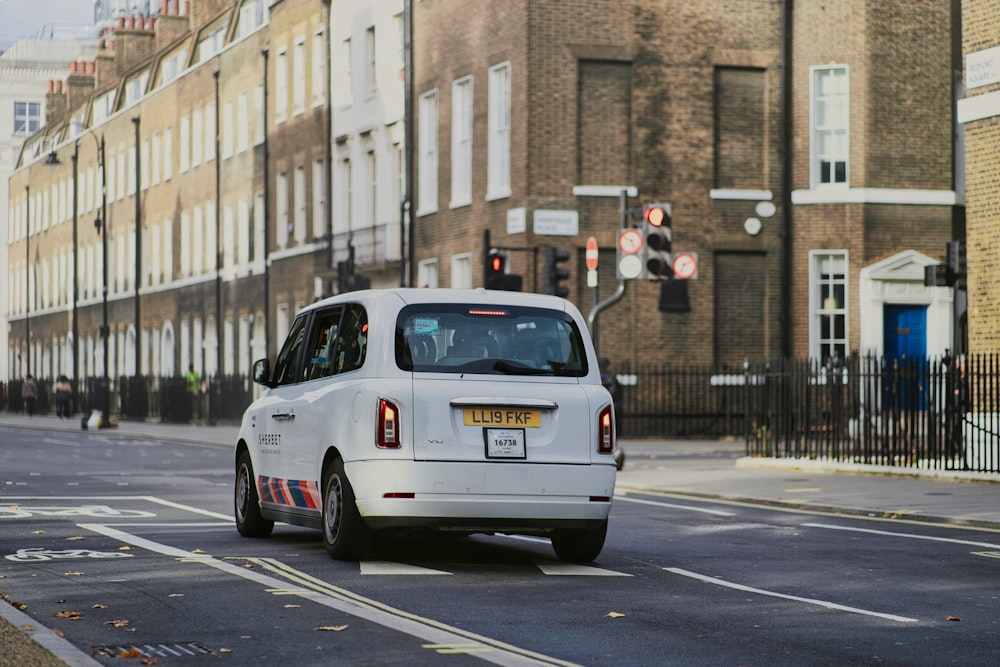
[463,408,541,428]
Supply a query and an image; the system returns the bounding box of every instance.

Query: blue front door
[883,305,928,410]
[884,305,927,360]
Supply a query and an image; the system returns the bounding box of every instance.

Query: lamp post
[93,135,109,417]
[71,142,79,413]
[24,184,30,378]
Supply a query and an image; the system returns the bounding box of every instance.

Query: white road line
[664,567,918,623]
[2,495,232,521]
[802,523,1000,549]
[360,561,452,575]
[534,561,631,577]
[614,495,736,516]
[76,525,581,667]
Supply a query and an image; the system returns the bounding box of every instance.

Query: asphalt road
[2,425,999,665]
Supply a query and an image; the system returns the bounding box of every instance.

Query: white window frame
[418,90,439,215]
[237,92,249,153]
[253,84,265,146]
[487,62,512,200]
[810,65,849,189]
[311,30,325,108]
[294,164,307,242]
[450,76,473,208]
[179,114,191,173]
[417,258,439,289]
[293,36,306,115]
[163,126,173,181]
[276,48,289,122]
[312,159,326,239]
[808,250,849,362]
[365,26,377,96]
[222,99,234,159]
[277,171,289,248]
[204,102,216,162]
[367,149,377,227]
[191,108,203,168]
[450,253,472,289]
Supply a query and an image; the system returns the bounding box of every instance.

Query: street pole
[71,141,79,413]
[24,184,31,377]
[96,135,109,417]
[132,116,142,381]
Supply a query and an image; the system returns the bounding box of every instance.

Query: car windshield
[395,303,589,377]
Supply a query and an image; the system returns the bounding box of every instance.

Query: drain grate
[93,642,214,658]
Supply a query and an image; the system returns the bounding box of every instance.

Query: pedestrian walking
[54,375,73,418]
[21,374,38,417]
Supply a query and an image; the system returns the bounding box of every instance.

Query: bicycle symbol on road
[5,547,136,562]
[0,505,157,519]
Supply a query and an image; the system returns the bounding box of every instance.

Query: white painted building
[329,0,407,289]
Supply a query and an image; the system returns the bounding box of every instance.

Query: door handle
[272,412,295,422]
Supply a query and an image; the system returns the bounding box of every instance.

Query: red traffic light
[491,255,503,272]
[644,205,669,227]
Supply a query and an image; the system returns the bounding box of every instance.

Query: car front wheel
[551,519,608,563]
[235,450,274,538]
[322,457,373,560]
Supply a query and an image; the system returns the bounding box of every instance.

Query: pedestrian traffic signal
[485,250,507,290]
[642,204,672,280]
[543,246,570,298]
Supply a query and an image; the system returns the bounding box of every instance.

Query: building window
[338,38,353,106]
[810,250,848,362]
[367,150,376,227]
[293,37,306,115]
[811,65,849,187]
[294,164,306,242]
[312,31,325,107]
[451,76,473,207]
[313,159,326,239]
[204,102,216,162]
[13,102,41,135]
[179,114,190,173]
[222,99,234,159]
[253,84,265,146]
[366,26,377,95]
[418,90,438,215]
[191,108,203,168]
[487,62,511,199]
[341,157,353,230]
[276,48,289,122]
[450,253,472,289]
[277,171,289,248]
[417,258,438,289]
[163,126,173,181]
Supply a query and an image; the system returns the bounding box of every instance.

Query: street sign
[618,229,642,254]
[672,252,699,279]
[585,237,598,270]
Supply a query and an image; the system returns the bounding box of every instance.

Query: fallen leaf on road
[946,615,961,622]
[64,572,84,576]
[119,546,132,551]
[119,647,142,658]
[67,536,86,541]
[52,629,64,638]
[219,648,232,654]
[54,611,83,620]
[20,624,35,631]
[242,563,254,569]
[141,658,158,665]
[168,593,184,598]
[284,604,301,609]
[316,625,349,632]
[606,612,626,618]
[106,619,131,627]
[192,548,206,554]
[32,530,45,535]
[92,604,109,609]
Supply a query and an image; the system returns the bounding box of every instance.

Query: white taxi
[234,288,617,561]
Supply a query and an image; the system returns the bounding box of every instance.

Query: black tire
[551,519,608,563]
[235,450,274,538]
[322,457,373,560]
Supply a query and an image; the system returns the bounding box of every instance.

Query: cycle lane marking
[664,567,918,623]
[802,522,1000,549]
[77,524,584,667]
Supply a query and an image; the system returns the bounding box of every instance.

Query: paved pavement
[2,412,999,664]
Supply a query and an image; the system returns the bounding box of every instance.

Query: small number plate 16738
[485,428,526,459]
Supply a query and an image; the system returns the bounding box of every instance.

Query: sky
[0,0,93,52]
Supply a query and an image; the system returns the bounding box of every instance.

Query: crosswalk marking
[534,561,631,576]
[357,559,630,576]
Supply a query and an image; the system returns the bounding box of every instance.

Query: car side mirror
[252,358,273,387]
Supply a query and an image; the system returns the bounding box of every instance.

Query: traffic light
[485,250,506,290]
[947,240,966,288]
[642,204,672,280]
[543,246,570,297]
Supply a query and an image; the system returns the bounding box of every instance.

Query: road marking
[802,523,1000,549]
[665,567,918,623]
[534,561,631,577]
[614,495,735,516]
[971,551,1000,559]
[75,526,582,667]
[360,561,452,575]
[424,643,495,654]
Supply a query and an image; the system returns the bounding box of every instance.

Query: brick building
[6,0,332,393]
[959,0,1000,354]
[410,0,962,368]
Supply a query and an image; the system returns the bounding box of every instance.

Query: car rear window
[395,303,589,377]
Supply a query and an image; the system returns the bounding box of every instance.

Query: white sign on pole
[533,210,579,236]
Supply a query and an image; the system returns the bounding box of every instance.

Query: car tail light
[377,398,400,448]
[598,405,614,454]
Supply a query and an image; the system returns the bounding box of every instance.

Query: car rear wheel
[322,457,373,560]
[235,450,274,538]
[551,519,608,563]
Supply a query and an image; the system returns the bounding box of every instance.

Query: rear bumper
[348,459,615,531]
